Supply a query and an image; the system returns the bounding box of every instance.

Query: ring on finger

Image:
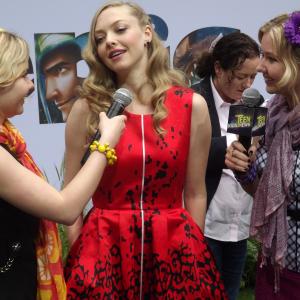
[232,141,238,148]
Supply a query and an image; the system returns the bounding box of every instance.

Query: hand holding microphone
[226,88,267,173]
[98,112,127,149]
[81,88,133,165]
[225,141,256,173]
[227,87,267,151]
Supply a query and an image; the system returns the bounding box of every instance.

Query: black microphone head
[241,88,261,107]
[113,88,133,107]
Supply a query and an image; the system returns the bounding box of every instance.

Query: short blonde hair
[259,13,300,108]
[0,30,29,89]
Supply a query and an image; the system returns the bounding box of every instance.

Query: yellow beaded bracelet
[89,141,117,165]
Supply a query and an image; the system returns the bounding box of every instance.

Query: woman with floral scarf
[225,11,300,300]
[0,29,126,299]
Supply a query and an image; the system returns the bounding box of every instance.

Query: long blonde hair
[259,12,300,108]
[81,0,186,137]
[0,30,29,89]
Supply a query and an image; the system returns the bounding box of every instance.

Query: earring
[144,40,150,48]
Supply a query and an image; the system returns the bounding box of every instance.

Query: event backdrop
[1,0,299,189]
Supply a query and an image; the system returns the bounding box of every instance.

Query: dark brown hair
[195,32,260,78]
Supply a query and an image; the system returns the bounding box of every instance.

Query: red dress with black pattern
[65,86,227,299]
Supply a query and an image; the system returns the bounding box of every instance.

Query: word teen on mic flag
[227,88,268,145]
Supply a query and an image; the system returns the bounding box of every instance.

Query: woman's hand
[225,141,256,173]
[98,112,127,148]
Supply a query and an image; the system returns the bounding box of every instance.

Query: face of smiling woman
[0,74,34,124]
[94,5,152,81]
[257,32,285,95]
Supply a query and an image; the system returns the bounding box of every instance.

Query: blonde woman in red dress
[64,1,227,299]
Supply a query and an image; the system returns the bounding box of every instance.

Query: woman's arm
[184,93,211,231]
[0,108,126,225]
[63,99,90,245]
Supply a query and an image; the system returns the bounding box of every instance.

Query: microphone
[238,88,261,150]
[227,87,267,151]
[80,88,133,165]
[241,87,261,107]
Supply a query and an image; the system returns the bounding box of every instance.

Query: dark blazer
[191,77,227,209]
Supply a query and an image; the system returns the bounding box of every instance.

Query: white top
[204,77,253,242]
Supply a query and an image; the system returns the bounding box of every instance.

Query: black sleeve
[206,136,227,174]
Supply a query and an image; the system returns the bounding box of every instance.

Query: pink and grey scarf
[250,94,300,290]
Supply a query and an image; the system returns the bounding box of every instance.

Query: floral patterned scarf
[0,119,66,300]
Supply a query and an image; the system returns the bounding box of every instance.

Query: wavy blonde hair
[259,12,300,108]
[0,29,29,89]
[81,0,187,137]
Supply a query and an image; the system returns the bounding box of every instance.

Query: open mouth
[263,76,274,84]
[108,49,126,59]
